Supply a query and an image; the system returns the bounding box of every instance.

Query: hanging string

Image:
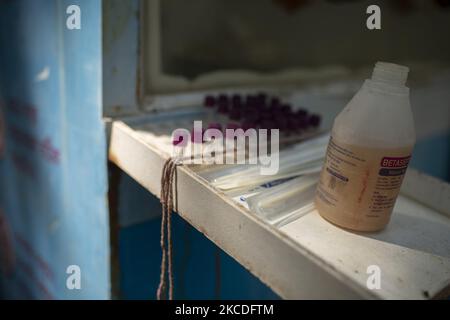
[155,144,232,300]
[157,157,179,300]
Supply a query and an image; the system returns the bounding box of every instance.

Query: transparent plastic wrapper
[199,133,329,191]
[224,176,299,209]
[246,173,319,228]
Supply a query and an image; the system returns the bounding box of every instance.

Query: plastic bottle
[314,62,416,232]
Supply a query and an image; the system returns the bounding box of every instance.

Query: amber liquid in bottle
[315,138,413,232]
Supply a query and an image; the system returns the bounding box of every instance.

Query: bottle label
[316,136,413,229]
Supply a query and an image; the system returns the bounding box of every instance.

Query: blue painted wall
[117,172,279,300]
[411,132,450,183]
[0,0,109,299]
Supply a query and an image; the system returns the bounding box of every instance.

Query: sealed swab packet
[199,133,329,191]
[246,174,319,228]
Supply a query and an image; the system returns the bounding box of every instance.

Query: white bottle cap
[371,62,409,86]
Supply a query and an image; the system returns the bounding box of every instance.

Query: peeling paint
[35,66,50,82]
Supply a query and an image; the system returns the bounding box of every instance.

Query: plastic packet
[246,174,319,228]
[199,133,329,190]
